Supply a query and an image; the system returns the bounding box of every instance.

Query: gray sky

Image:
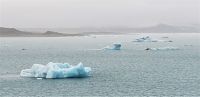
[0,0,199,28]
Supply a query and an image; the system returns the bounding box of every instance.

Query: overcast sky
[0,0,199,28]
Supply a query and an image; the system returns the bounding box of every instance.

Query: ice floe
[103,43,121,50]
[133,36,172,42]
[87,43,121,51]
[20,62,91,78]
[133,36,157,42]
[145,47,179,51]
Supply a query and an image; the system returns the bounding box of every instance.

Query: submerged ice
[145,47,179,51]
[20,62,91,78]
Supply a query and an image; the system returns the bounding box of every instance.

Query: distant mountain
[43,31,66,36]
[0,24,199,37]
[135,24,200,33]
[18,24,199,34]
[0,27,33,36]
[0,27,83,37]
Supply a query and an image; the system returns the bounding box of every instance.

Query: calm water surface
[0,33,200,96]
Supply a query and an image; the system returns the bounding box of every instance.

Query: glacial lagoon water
[0,33,200,96]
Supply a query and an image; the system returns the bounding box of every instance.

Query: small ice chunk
[145,47,179,51]
[20,69,34,77]
[37,78,43,80]
[103,43,121,50]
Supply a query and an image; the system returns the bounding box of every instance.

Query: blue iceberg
[20,62,91,78]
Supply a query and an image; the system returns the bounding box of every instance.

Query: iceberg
[145,47,179,51]
[103,43,121,50]
[133,36,156,42]
[133,36,171,42]
[20,62,91,79]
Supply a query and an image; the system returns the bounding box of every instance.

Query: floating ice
[37,78,43,80]
[133,36,171,42]
[87,43,122,51]
[145,47,179,51]
[133,36,155,42]
[20,62,91,78]
[103,43,121,50]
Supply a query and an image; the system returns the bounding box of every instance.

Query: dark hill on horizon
[0,27,83,37]
[0,24,199,37]
[19,24,199,33]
